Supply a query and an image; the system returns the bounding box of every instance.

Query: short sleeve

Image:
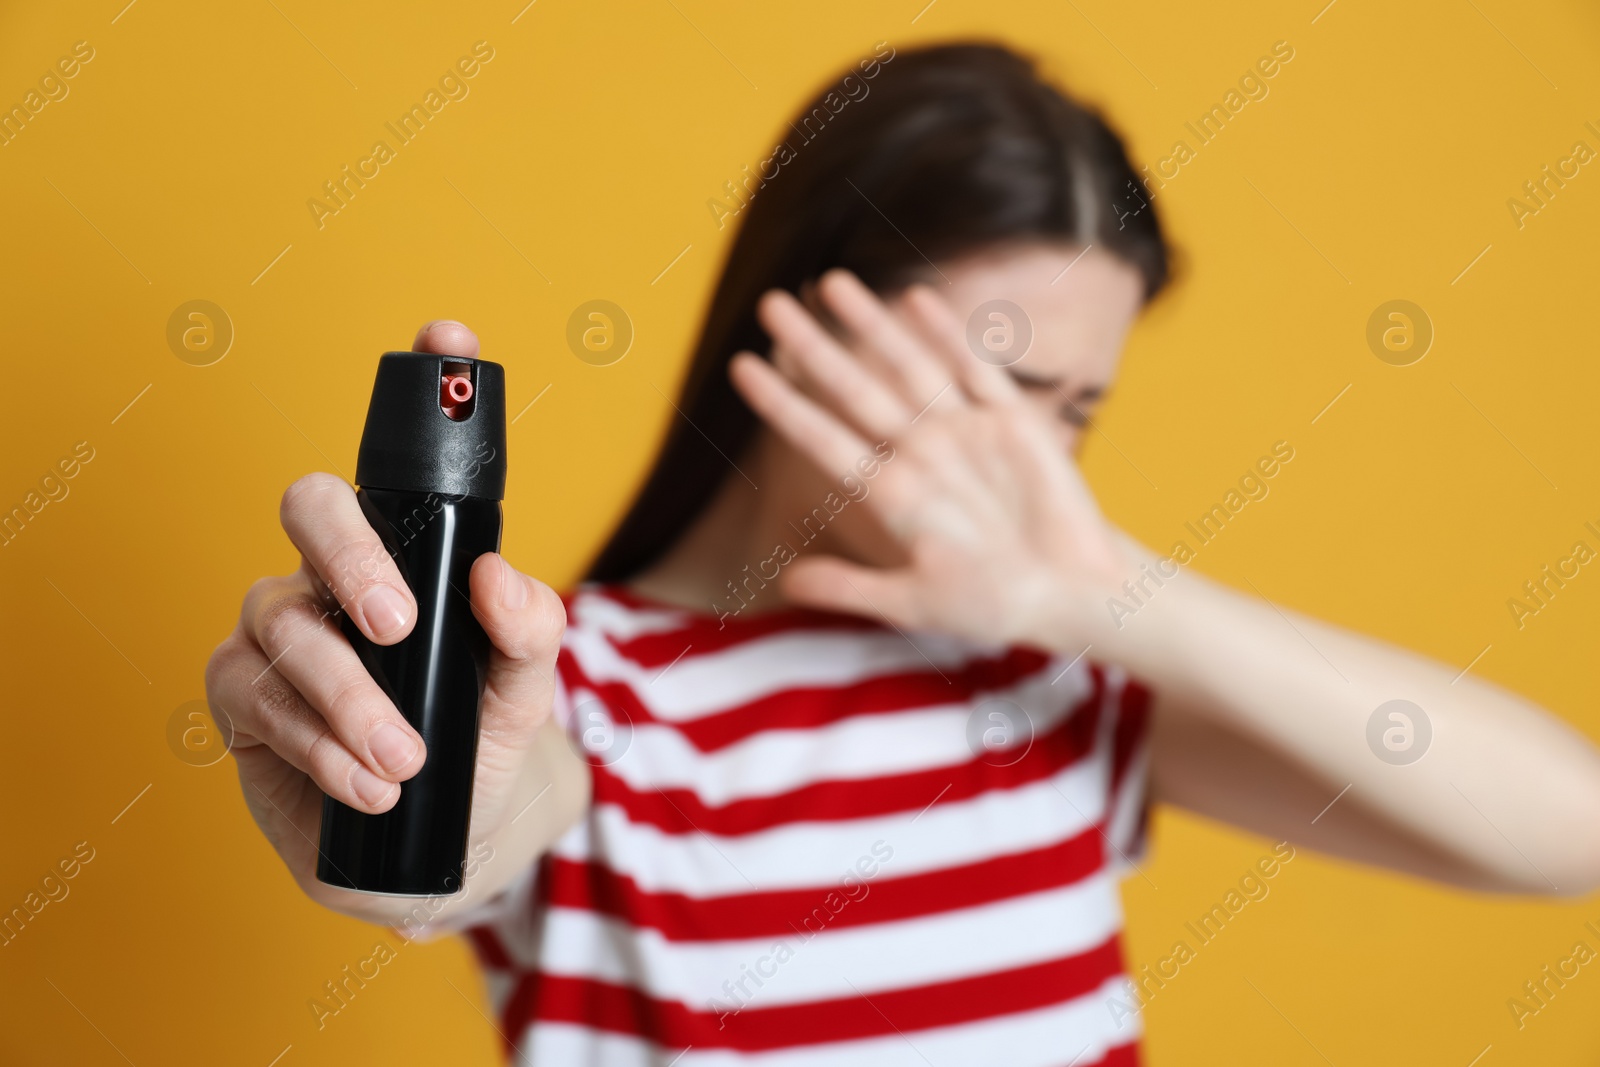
[1101,668,1154,875]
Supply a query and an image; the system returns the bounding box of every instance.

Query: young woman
[207,44,1600,1066]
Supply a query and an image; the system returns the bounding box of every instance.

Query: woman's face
[890,242,1147,454]
[760,242,1147,569]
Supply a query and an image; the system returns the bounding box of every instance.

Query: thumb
[781,555,919,628]
[469,553,566,755]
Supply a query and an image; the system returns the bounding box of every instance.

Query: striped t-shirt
[464,584,1153,1065]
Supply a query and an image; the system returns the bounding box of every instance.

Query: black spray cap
[354,351,507,500]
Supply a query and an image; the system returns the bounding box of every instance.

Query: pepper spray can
[316,351,507,896]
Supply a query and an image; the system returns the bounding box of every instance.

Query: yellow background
[3,0,1598,1063]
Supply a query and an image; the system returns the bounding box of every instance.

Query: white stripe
[535,877,1122,1008]
[573,588,701,640]
[514,973,1140,1067]
[566,615,1016,722]
[587,661,1094,804]
[553,757,1110,896]
[601,711,973,802]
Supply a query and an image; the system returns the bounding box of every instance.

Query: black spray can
[317,351,507,896]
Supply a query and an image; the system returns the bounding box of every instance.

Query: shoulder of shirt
[555,582,1134,699]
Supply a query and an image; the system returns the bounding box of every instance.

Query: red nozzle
[441,372,474,420]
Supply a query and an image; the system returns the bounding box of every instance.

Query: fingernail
[363,586,410,638]
[501,558,528,610]
[368,722,417,775]
[351,765,396,808]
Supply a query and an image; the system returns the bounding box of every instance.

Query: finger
[1005,419,1124,574]
[414,319,480,357]
[770,340,804,382]
[469,554,566,764]
[902,285,1026,407]
[280,472,416,644]
[230,743,325,878]
[781,555,921,628]
[243,575,426,784]
[729,351,881,480]
[797,280,846,340]
[758,290,912,439]
[817,270,962,413]
[208,631,401,813]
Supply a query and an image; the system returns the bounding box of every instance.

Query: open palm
[729,270,1134,649]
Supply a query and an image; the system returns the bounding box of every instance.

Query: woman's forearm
[1049,543,1600,895]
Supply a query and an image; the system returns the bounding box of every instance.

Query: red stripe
[558,644,1057,754]
[586,585,886,668]
[1086,1042,1141,1067]
[541,822,1104,941]
[587,692,1102,835]
[502,935,1125,1051]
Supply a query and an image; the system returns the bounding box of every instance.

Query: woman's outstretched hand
[729,270,1600,899]
[729,269,1132,649]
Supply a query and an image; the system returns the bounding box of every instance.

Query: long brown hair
[587,42,1169,582]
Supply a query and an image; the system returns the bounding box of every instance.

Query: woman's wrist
[1024,530,1220,694]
